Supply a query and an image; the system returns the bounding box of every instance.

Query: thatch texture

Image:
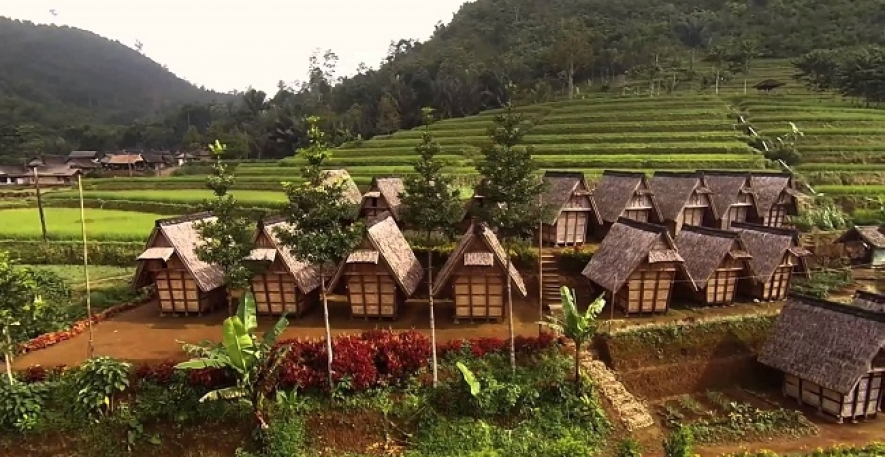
[258,218,323,295]
[751,173,793,216]
[106,154,144,165]
[433,222,528,297]
[593,171,650,223]
[649,172,709,221]
[853,290,885,313]
[701,171,754,217]
[347,250,380,264]
[464,252,494,266]
[373,177,405,219]
[541,171,600,225]
[758,295,885,394]
[247,249,277,262]
[68,150,99,160]
[137,247,175,262]
[732,222,807,282]
[675,226,749,288]
[322,169,362,205]
[134,213,224,292]
[836,226,885,249]
[582,218,684,291]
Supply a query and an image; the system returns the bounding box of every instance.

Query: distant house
[67,150,101,161]
[649,171,717,235]
[0,166,30,185]
[758,295,884,423]
[582,218,687,315]
[433,221,528,322]
[701,171,760,230]
[675,225,753,306]
[540,171,601,246]
[142,153,174,171]
[836,226,885,267]
[750,172,803,228]
[732,222,810,302]
[592,171,663,238]
[104,154,145,170]
[27,154,68,168]
[66,158,100,171]
[359,177,405,223]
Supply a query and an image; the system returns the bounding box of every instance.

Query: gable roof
[107,154,144,165]
[364,177,405,219]
[433,221,528,297]
[853,290,885,313]
[541,171,601,226]
[836,226,885,249]
[650,171,716,222]
[142,153,173,164]
[37,165,81,177]
[582,218,687,292]
[322,169,363,206]
[66,158,100,169]
[253,217,323,295]
[0,165,29,178]
[328,215,423,296]
[68,150,99,160]
[751,172,797,216]
[758,295,885,394]
[134,213,225,292]
[675,225,751,288]
[593,171,660,223]
[732,222,810,282]
[700,170,755,217]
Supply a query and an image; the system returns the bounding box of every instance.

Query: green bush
[663,426,694,457]
[789,203,850,231]
[557,246,594,273]
[261,408,308,457]
[0,380,47,431]
[73,357,131,418]
[615,438,643,457]
[0,241,143,266]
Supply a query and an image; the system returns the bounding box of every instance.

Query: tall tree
[549,18,596,99]
[0,253,45,382]
[400,108,463,387]
[376,93,401,134]
[732,39,758,94]
[474,104,546,373]
[276,116,363,389]
[182,125,202,151]
[194,140,254,315]
[705,43,731,95]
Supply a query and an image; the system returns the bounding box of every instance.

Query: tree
[540,287,605,393]
[474,104,546,373]
[400,108,463,387]
[705,43,731,95]
[549,18,595,99]
[182,125,202,151]
[792,49,840,94]
[276,116,363,390]
[376,93,401,134]
[194,140,254,315]
[0,252,44,383]
[766,121,805,165]
[732,39,758,94]
[175,292,289,429]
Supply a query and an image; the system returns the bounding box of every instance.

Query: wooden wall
[614,263,676,315]
[346,263,399,318]
[784,371,883,422]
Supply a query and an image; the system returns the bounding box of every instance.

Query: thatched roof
[700,171,755,217]
[541,171,601,226]
[0,166,28,178]
[106,154,144,165]
[28,155,67,167]
[751,172,796,216]
[675,225,751,289]
[853,290,885,313]
[433,221,528,297]
[582,218,687,292]
[328,215,423,297]
[364,177,406,219]
[322,169,362,206]
[649,171,715,222]
[254,217,323,295]
[836,226,885,249]
[755,79,785,91]
[37,165,81,177]
[134,213,225,292]
[732,222,809,282]
[758,295,885,394]
[593,171,660,223]
[66,158,100,169]
[68,150,100,160]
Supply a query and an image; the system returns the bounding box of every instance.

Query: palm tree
[540,286,605,393]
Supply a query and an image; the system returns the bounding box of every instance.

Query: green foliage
[260,407,308,457]
[791,268,852,298]
[685,394,816,444]
[615,437,643,457]
[0,240,142,267]
[540,287,605,392]
[456,362,481,399]
[663,426,694,457]
[74,357,131,418]
[0,380,47,431]
[0,251,52,380]
[794,47,885,104]
[789,202,849,231]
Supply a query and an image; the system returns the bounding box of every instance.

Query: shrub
[134,360,177,386]
[663,426,694,457]
[558,246,595,273]
[615,438,643,457]
[261,408,308,457]
[73,357,131,417]
[0,240,143,266]
[0,380,48,431]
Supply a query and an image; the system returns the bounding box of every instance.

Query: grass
[49,189,289,204]
[21,264,133,286]
[0,208,164,242]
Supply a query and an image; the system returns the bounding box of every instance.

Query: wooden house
[675,226,753,306]
[540,171,601,246]
[359,177,405,223]
[751,172,803,228]
[134,213,226,315]
[854,290,885,313]
[701,171,760,230]
[592,171,663,238]
[649,171,717,235]
[836,226,885,267]
[732,222,810,302]
[328,214,423,319]
[247,217,323,317]
[105,154,146,171]
[433,221,528,322]
[582,218,687,315]
[322,169,363,207]
[758,295,885,423]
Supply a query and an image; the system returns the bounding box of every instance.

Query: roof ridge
[699,170,751,178]
[653,171,702,178]
[602,170,646,178]
[543,170,585,178]
[614,217,669,235]
[155,212,213,227]
[790,293,885,322]
[681,224,740,239]
[751,171,793,177]
[731,221,798,237]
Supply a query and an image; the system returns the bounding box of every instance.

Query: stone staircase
[540,252,562,315]
[579,350,657,432]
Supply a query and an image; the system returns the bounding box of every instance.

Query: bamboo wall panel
[454,272,504,320]
[348,270,397,318]
[156,269,203,314]
[784,372,883,422]
[252,273,307,316]
[554,211,589,245]
[615,265,675,315]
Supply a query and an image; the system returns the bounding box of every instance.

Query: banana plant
[539,286,605,394]
[175,291,289,429]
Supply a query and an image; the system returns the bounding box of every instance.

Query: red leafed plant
[135,360,177,385]
[331,336,378,390]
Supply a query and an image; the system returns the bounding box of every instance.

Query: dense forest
[3,0,885,160]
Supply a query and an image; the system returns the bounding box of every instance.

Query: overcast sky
[1,0,472,93]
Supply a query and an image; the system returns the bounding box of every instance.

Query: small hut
[675,226,753,306]
[433,221,528,322]
[836,226,885,267]
[582,218,687,315]
[359,177,405,223]
[732,222,810,301]
[328,214,423,319]
[322,169,363,207]
[751,172,803,228]
[701,171,760,230]
[758,295,885,423]
[649,171,717,235]
[247,217,322,317]
[540,171,601,245]
[134,213,226,315]
[592,171,662,238]
[754,79,785,93]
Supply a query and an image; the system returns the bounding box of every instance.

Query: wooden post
[33,167,47,242]
[78,175,95,359]
[538,194,544,336]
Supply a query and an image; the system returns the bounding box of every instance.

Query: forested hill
[0,17,224,132]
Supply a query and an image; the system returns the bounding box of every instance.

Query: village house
[247,217,322,317]
[134,213,226,315]
[836,226,885,267]
[359,177,405,223]
[675,225,753,306]
[759,295,884,423]
[67,150,101,161]
[582,218,687,316]
[327,214,423,319]
[854,290,885,312]
[27,154,68,168]
[322,169,364,208]
[540,171,601,246]
[732,222,810,301]
[649,171,717,235]
[751,172,803,227]
[104,153,146,171]
[0,166,30,185]
[701,171,760,229]
[142,153,175,171]
[591,171,663,238]
[433,221,528,322]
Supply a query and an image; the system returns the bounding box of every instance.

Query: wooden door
[156,269,200,314]
[454,272,504,319]
[349,271,397,318]
[252,273,300,315]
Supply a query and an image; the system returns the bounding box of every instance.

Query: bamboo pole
[538,194,544,336]
[78,175,95,359]
[33,167,47,242]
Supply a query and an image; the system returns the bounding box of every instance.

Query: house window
[623,209,649,222]
[725,206,749,229]
[683,207,705,227]
[707,270,738,304]
[765,265,793,301]
[767,205,788,227]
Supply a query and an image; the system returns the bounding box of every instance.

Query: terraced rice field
[47,189,289,205]
[0,208,164,242]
